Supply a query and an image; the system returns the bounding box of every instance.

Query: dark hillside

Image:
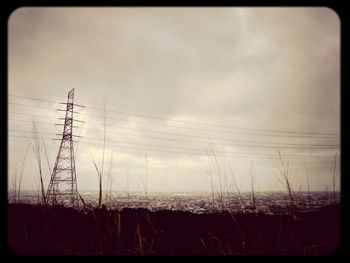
[8,203,340,255]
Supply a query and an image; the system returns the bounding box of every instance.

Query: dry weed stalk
[331,152,340,204]
[32,119,46,205]
[273,151,296,210]
[304,159,311,205]
[247,159,256,209]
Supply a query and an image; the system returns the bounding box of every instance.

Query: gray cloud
[8,7,340,193]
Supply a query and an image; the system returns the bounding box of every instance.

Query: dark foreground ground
[8,203,340,255]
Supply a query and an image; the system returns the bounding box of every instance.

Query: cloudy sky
[8,7,340,194]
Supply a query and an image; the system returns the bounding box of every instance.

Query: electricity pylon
[46,89,83,208]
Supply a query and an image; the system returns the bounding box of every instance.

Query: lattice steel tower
[46,89,82,208]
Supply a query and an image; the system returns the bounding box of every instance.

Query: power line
[86,105,339,136]
[9,100,340,139]
[83,140,335,160]
[9,102,63,112]
[82,128,338,149]
[9,118,55,126]
[9,94,340,137]
[9,111,62,120]
[9,94,58,104]
[84,110,339,139]
[77,125,339,148]
[9,116,340,148]
[9,130,337,159]
[9,134,336,160]
[9,109,340,142]
[83,137,337,158]
[10,130,57,136]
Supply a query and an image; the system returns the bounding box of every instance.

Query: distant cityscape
[10,191,340,215]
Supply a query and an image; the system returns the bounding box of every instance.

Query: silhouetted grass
[8,203,340,256]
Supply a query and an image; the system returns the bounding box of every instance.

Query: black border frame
[1,0,346,260]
